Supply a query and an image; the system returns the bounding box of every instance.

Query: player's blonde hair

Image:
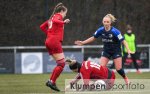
[104,14,116,23]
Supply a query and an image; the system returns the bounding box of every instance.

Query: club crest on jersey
[109,34,113,38]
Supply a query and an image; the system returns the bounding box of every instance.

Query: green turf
[0,72,149,94]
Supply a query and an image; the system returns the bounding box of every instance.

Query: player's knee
[116,67,122,70]
[116,68,122,72]
[116,68,123,71]
[57,63,65,68]
[56,58,65,68]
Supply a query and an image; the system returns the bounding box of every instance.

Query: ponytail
[49,2,67,19]
[55,2,63,8]
[66,58,81,71]
[66,58,76,65]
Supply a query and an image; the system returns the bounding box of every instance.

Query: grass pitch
[0,72,150,94]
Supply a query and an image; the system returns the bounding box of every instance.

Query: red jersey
[40,13,65,42]
[72,61,112,85]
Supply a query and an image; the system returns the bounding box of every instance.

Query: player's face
[102,17,111,28]
[127,30,132,33]
[61,9,67,18]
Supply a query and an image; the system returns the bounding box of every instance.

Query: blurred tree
[0,0,149,46]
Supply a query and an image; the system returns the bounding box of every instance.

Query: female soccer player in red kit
[65,59,115,90]
[40,3,70,91]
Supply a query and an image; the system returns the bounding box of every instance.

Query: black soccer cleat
[46,80,60,92]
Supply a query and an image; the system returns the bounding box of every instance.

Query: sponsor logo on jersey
[102,34,105,36]
[102,39,113,42]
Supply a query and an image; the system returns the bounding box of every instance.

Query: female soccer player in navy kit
[75,14,134,84]
[40,3,70,91]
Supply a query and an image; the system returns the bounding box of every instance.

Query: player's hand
[74,40,84,46]
[65,85,70,91]
[64,19,70,24]
[127,50,135,55]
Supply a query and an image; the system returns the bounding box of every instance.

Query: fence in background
[0,44,149,74]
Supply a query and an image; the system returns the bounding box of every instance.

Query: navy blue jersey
[93,26,124,52]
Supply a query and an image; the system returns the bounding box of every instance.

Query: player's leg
[100,57,109,66]
[45,40,65,91]
[50,53,65,84]
[46,53,65,92]
[131,53,141,73]
[99,51,110,66]
[113,57,129,84]
[122,52,128,68]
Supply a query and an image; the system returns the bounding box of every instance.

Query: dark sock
[117,69,126,78]
[133,61,139,70]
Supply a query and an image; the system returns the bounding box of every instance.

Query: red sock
[50,58,65,84]
[50,66,63,84]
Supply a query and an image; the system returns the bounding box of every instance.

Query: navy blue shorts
[101,50,122,59]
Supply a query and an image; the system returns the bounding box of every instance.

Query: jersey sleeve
[112,28,124,42]
[93,27,103,38]
[70,73,81,84]
[52,14,65,24]
[40,20,48,34]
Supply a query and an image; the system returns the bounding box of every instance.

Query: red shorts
[45,37,63,55]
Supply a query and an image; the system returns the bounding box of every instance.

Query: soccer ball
[94,80,106,91]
